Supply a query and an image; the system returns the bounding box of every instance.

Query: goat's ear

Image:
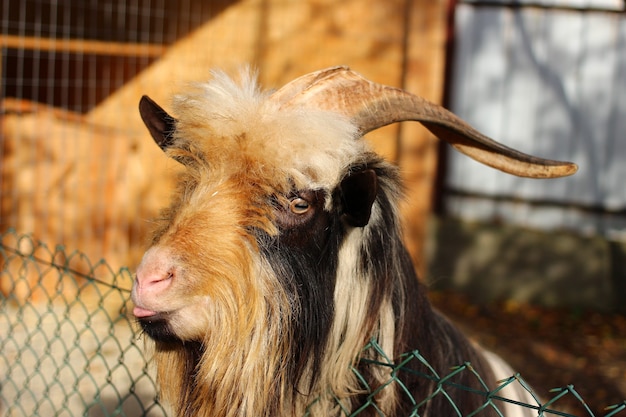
[139,95,177,150]
[339,169,378,227]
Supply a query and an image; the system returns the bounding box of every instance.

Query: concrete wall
[426,216,626,312]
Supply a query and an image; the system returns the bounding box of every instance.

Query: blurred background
[0,0,625,415]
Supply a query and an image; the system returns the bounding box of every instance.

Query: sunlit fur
[139,70,383,417]
[170,70,367,193]
[134,70,534,417]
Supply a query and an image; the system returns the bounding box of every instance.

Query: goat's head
[130,66,576,414]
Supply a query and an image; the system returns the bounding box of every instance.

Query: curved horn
[271,66,577,179]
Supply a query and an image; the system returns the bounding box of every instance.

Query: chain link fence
[328,339,626,417]
[1,230,625,417]
[0,230,166,417]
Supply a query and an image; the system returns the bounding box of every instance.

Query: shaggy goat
[131,66,576,417]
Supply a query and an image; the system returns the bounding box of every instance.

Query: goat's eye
[289,197,310,214]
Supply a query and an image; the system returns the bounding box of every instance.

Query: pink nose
[132,247,175,316]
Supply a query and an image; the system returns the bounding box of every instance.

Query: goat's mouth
[136,311,181,343]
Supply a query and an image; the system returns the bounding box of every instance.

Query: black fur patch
[138,312,181,344]
[260,188,346,396]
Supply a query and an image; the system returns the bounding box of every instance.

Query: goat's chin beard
[138,312,186,344]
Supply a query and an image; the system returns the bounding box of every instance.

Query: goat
[131,66,577,417]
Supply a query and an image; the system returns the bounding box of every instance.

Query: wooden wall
[1,0,447,297]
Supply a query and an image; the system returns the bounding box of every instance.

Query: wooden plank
[0,35,167,57]
[398,0,447,275]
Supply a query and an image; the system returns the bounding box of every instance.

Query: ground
[431,291,626,417]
